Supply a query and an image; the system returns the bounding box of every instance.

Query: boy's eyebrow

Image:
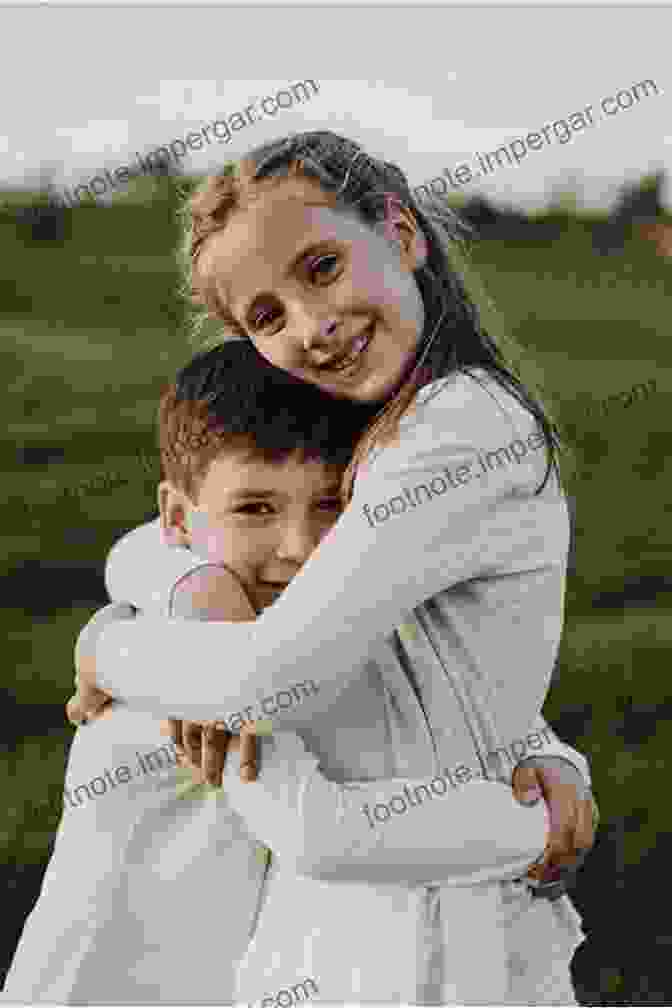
[225,482,343,502]
[226,489,278,500]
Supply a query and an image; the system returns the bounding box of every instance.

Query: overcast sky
[1,5,670,211]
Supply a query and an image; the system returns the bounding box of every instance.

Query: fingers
[534,769,596,877]
[516,766,583,881]
[239,721,259,782]
[182,721,204,769]
[576,795,596,851]
[169,720,260,789]
[202,722,231,788]
[512,765,544,805]
[544,790,579,869]
[160,719,176,740]
[176,722,205,786]
[164,719,185,757]
[66,686,113,727]
[66,693,87,727]
[570,797,596,868]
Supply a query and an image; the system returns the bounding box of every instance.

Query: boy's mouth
[253,580,291,610]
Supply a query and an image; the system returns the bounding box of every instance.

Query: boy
[5,342,592,1004]
[1,340,368,1003]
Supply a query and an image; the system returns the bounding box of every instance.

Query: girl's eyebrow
[235,238,335,323]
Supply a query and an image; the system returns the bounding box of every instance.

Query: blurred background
[1,6,671,1004]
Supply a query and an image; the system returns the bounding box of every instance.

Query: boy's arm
[68,602,137,725]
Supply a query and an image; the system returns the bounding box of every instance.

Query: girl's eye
[251,307,280,331]
[309,253,340,282]
[249,254,340,332]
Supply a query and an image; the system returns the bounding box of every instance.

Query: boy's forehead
[205,448,343,491]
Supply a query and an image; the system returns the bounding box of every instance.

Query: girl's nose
[302,316,340,354]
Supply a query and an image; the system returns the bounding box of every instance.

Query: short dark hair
[158,340,377,501]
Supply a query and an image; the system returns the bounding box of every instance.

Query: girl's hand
[162,719,260,787]
[512,764,596,883]
[66,653,115,726]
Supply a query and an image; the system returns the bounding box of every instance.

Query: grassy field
[1,178,671,1004]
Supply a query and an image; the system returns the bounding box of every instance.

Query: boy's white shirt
[0,701,268,1004]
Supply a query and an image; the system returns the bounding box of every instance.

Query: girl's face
[199,177,427,402]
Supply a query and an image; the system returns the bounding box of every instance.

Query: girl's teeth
[327,325,372,371]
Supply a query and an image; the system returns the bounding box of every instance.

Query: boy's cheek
[186,510,237,565]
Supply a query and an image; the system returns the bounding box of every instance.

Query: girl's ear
[380,195,428,268]
[158,480,190,547]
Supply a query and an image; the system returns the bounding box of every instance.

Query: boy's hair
[158,339,378,502]
[176,130,572,503]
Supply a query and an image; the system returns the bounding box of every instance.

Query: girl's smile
[198,177,427,402]
[315,320,375,378]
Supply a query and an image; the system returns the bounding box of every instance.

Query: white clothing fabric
[1,707,267,1004]
[56,368,591,1003]
[3,609,583,1006]
[219,734,549,1004]
[96,369,569,758]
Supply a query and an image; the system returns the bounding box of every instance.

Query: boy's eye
[235,502,275,516]
[317,497,342,513]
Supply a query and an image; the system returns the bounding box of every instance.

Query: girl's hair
[176,130,570,505]
[159,340,378,502]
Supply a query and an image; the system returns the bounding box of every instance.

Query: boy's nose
[275,522,319,562]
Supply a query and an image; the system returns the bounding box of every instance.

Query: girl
[72,130,594,1002]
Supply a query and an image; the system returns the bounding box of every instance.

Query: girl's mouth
[319,322,375,376]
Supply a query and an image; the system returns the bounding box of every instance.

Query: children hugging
[4,130,596,1006]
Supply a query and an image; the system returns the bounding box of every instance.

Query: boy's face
[159,449,343,612]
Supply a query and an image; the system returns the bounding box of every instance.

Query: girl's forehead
[201,185,366,305]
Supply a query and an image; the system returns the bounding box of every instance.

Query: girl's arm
[94,376,567,741]
[517,715,592,796]
[220,730,549,887]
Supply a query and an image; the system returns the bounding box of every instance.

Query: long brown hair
[176,130,570,506]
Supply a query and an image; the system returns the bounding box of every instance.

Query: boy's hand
[512,764,596,883]
[162,719,260,786]
[66,653,115,726]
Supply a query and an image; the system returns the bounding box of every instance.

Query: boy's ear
[158,480,190,547]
